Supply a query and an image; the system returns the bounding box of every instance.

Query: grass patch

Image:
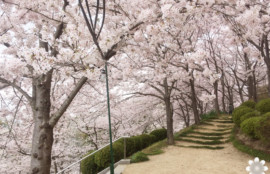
[200,122,215,126]
[174,125,196,138]
[211,120,233,124]
[142,140,167,155]
[130,151,149,163]
[211,128,232,132]
[201,110,219,121]
[176,145,224,150]
[231,126,270,162]
[189,131,231,136]
[181,134,224,141]
[216,124,232,128]
[175,138,224,145]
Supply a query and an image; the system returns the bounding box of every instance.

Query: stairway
[175,115,233,150]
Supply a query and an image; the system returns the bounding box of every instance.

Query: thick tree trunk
[214,81,220,114]
[164,78,174,145]
[190,79,200,124]
[29,73,88,174]
[30,72,53,174]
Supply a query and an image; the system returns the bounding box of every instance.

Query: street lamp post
[104,61,114,174]
[78,0,113,173]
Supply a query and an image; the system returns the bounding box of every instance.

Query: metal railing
[57,136,130,174]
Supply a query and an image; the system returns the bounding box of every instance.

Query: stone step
[176,144,225,150]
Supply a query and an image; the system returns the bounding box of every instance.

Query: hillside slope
[123,115,270,174]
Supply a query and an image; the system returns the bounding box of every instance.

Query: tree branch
[49,76,88,127]
[0,77,32,103]
[132,92,163,100]
[149,84,165,97]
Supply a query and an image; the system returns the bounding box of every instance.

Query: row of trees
[0,0,269,173]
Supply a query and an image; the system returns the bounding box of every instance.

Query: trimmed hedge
[81,128,167,174]
[255,112,270,144]
[80,151,101,174]
[240,100,256,109]
[232,106,254,127]
[255,98,270,114]
[150,128,167,141]
[240,117,261,139]
[240,110,260,123]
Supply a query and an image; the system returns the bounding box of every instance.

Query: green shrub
[201,110,218,120]
[240,117,262,139]
[240,100,256,109]
[94,146,110,168]
[123,138,137,157]
[80,151,101,174]
[255,98,270,114]
[240,110,261,123]
[149,134,157,144]
[130,151,149,163]
[255,112,270,144]
[113,141,125,163]
[140,134,155,149]
[233,106,246,113]
[94,139,125,169]
[232,106,254,127]
[82,128,166,174]
[231,126,270,162]
[130,135,143,152]
[150,128,167,141]
[126,134,157,156]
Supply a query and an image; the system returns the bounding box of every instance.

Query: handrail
[57,136,130,174]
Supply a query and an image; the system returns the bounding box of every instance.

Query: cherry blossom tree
[1,0,270,174]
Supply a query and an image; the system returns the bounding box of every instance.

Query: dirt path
[123,116,270,174]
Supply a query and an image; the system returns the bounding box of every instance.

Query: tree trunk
[253,71,258,102]
[262,35,270,97]
[29,72,88,174]
[233,70,244,103]
[180,104,189,128]
[30,72,53,174]
[190,79,200,124]
[221,73,226,112]
[247,75,254,100]
[164,78,174,145]
[243,50,255,101]
[165,98,174,145]
[185,102,190,127]
[227,86,234,110]
[268,69,270,97]
[214,81,220,114]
